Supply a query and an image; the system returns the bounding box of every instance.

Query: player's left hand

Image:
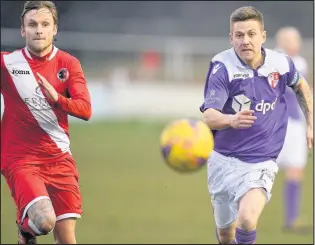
[306,124,313,149]
[37,73,59,102]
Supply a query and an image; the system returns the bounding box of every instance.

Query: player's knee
[32,213,56,235]
[237,214,256,231]
[238,188,266,231]
[238,205,259,231]
[285,167,304,180]
[27,199,56,235]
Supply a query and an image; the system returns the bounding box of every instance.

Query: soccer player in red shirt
[1,1,91,244]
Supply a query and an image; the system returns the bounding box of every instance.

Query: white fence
[1,82,205,122]
[1,28,313,82]
[1,28,313,55]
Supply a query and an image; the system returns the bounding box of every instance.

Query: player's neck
[245,52,264,70]
[26,45,53,59]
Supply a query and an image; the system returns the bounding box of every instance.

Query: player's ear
[262,30,267,44]
[229,32,233,44]
[53,24,58,36]
[21,25,26,38]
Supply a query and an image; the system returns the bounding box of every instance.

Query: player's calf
[53,218,77,244]
[216,222,237,244]
[20,199,56,237]
[284,167,303,228]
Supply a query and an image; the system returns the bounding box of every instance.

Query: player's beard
[27,40,53,56]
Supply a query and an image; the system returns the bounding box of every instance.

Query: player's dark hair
[230,6,264,29]
[21,1,58,26]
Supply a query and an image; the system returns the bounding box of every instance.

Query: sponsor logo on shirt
[24,86,51,111]
[12,69,30,75]
[232,94,278,115]
[232,94,251,112]
[255,98,278,114]
[233,72,249,79]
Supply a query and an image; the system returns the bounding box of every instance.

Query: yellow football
[160,119,214,172]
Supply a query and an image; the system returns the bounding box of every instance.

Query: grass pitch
[1,121,313,244]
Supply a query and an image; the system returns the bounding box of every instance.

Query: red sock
[20,217,39,236]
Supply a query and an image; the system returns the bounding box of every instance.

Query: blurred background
[1,1,313,244]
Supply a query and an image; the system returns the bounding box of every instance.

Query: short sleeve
[199,61,229,112]
[286,56,301,88]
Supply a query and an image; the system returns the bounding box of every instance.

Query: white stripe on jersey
[3,50,71,154]
[23,46,58,60]
[48,46,58,60]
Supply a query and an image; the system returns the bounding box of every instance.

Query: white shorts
[207,151,279,229]
[277,118,308,168]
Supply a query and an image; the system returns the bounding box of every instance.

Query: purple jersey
[200,48,301,163]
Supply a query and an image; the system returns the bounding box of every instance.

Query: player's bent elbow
[202,108,217,129]
[85,107,92,121]
[84,113,92,121]
[203,108,231,130]
[81,109,92,121]
[79,102,92,121]
[72,108,91,121]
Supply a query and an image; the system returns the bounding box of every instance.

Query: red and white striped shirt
[1,46,91,171]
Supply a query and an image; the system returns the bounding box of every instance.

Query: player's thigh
[212,198,238,234]
[2,165,50,224]
[235,162,278,230]
[237,188,267,231]
[208,152,238,230]
[53,218,77,244]
[46,156,83,221]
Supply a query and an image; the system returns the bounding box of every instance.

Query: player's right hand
[230,110,257,129]
[306,123,313,149]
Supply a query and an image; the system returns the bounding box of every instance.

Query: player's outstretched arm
[294,78,313,148]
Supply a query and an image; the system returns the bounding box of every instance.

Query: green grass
[1,121,313,244]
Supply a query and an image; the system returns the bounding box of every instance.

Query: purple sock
[235,228,256,244]
[284,180,301,227]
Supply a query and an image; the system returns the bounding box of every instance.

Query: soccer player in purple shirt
[275,27,312,233]
[200,6,313,244]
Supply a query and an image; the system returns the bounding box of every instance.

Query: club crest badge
[268,72,280,88]
[57,68,69,82]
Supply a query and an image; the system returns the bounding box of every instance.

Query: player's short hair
[230,6,264,30]
[21,1,58,26]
